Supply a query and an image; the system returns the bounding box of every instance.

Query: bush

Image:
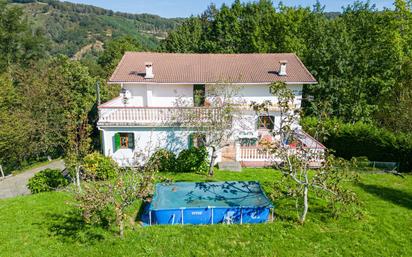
[27,169,68,194]
[82,152,118,181]
[176,147,209,173]
[302,117,412,172]
[148,149,176,172]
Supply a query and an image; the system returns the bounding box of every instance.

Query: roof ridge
[109,52,317,84]
[124,52,297,55]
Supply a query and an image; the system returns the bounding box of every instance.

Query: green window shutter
[128,133,135,149]
[114,133,120,152]
[189,133,194,148]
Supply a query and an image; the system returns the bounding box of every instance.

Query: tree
[65,113,91,191]
[97,36,142,77]
[0,0,47,72]
[75,156,157,237]
[252,82,358,223]
[162,0,412,132]
[50,56,96,190]
[0,73,30,173]
[176,84,242,176]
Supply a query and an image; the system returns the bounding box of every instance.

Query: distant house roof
[109,52,317,84]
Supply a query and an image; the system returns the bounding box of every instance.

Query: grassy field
[0,169,411,257]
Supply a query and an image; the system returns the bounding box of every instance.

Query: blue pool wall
[148,206,271,225]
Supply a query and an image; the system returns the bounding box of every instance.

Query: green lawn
[1,169,411,257]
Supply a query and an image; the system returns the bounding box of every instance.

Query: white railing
[98,107,221,124]
[237,146,325,167]
[238,147,280,162]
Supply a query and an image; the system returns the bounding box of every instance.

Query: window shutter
[189,133,194,148]
[128,133,135,149]
[114,133,120,152]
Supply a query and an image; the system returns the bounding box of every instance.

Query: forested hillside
[0,0,139,174]
[8,0,183,56]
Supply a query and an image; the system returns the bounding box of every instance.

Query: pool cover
[144,181,273,225]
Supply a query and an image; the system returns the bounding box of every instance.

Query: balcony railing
[237,146,324,168]
[98,107,222,126]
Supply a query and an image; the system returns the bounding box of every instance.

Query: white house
[97,52,325,167]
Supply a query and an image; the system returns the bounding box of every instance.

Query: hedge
[27,168,69,194]
[302,117,412,172]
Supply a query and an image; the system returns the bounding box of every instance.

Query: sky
[65,0,395,18]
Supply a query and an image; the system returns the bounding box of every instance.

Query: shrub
[176,147,209,173]
[82,152,118,181]
[301,117,412,172]
[27,169,68,194]
[148,149,176,172]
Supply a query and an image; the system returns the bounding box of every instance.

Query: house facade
[98,52,325,167]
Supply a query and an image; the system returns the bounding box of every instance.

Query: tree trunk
[300,184,309,224]
[75,165,81,192]
[208,146,217,176]
[119,218,124,238]
[0,165,4,180]
[115,206,124,238]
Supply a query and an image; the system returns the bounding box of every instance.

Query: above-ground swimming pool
[143,181,274,225]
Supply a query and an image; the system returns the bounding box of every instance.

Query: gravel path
[0,160,65,199]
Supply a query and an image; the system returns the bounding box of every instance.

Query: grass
[0,169,411,257]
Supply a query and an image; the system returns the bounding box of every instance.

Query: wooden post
[0,165,4,180]
[235,142,241,161]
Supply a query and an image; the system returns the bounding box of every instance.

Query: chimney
[279,60,288,76]
[145,62,154,79]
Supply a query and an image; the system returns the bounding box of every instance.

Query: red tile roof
[109,52,317,84]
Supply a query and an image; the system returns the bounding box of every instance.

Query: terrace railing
[98,107,222,126]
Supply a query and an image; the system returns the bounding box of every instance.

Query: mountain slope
[9,0,184,57]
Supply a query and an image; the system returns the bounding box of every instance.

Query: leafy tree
[97,36,142,77]
[252,82,359,223]
[75,160,157,237]
[0,73,30,173]
[51,56,96,190]
[174,84,242,176]
[162,0,412,133]
[0,0,47,72]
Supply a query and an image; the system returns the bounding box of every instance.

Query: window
[189,133,206,148]
[239,138,258,147]
[114,133,135,151]
[258,116,275,130]
[193,84,206,107]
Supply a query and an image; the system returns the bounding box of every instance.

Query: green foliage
[176,147,209,173]
[162,0,412,132]
[8,0,182,57]
[27,168,68,194]
[0,55,98,173]
[148,149,177,173]
[75,167,156,237]
[97,36,142,77]
[82,152,118,181]
[302,117,412,172]
[0,0,47,72]
[0,73,30,173]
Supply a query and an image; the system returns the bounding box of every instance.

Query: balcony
[98,107,222,127]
